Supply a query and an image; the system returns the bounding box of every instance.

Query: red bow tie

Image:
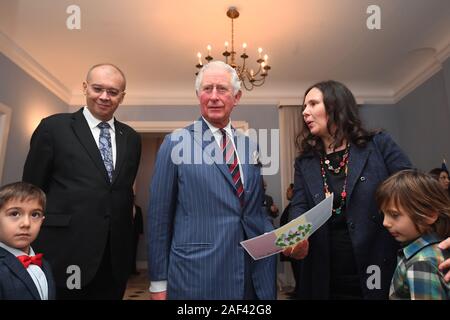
[17,254,43,268]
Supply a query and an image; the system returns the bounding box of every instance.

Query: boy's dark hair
[0,182,46,211]
[376,170,450,239]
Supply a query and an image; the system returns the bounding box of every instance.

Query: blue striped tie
[98,122,114,182]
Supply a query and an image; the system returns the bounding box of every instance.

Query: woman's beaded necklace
[320,144,350,215]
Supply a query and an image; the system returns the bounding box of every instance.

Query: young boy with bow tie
[0,182,55,300]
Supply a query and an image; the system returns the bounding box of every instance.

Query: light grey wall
[395,68,450,170]
[443,58,450,118]
[358,56,450,171]
[0,53,68,185]
[359,104,401,143]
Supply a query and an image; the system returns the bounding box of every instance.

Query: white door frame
[0,103,12,183]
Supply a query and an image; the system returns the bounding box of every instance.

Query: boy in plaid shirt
[376,170,450,300]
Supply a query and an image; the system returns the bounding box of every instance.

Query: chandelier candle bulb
[207,45,212,55]
[197,52,202,65]
[258,47,263,58]
[264,54,268,63]
[243,43,247,53]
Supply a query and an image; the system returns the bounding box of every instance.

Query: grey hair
[195,61,241,95]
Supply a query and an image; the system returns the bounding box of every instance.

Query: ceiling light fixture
[195,6,271,91]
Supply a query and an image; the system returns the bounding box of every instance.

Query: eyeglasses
[87,83,124,98]
[200,84,232,95]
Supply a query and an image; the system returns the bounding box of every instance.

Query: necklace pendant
[334,168,340,174]
[334,208,342,215]
[324,159,330,165]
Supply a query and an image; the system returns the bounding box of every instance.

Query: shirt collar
[0,242,35,257]
[401,232,443,260]
[83,106,115,131]
[202,116,233,137]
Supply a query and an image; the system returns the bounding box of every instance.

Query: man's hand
[438,237,450,282]
[150,291,167,300]
[282,239,309,260]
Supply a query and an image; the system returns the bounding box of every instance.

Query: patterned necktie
[220,129,244,207]
[17,254,43,268]
[98,122,114,182]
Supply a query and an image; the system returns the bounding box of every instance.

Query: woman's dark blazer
[290,132,412,299]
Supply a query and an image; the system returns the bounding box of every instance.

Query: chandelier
[195,7,271,91]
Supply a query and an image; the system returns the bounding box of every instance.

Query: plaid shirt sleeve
[406,259,449,300]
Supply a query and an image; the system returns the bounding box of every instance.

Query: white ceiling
[1,0,450,105]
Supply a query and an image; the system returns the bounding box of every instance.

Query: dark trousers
[56,239,127,300]
[131,232,139,273]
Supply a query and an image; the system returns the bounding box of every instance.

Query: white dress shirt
[0,242,48,300]
[83,106,117,168]
[202,117,245,185]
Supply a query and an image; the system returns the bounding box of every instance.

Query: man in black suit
[22,64,141,300]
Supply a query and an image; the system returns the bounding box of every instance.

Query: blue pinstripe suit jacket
[147,118,276,299]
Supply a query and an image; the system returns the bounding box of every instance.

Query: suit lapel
[3,252,41,300]
[192,118,235,188]
[302,154,325,205]
[346,144,370,204]
[112,120,127,184]
[42,260,55,300]
[71,109,110,184]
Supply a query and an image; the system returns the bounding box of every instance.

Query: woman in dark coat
[285,80,412,299]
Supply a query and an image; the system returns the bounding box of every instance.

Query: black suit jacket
[22,108,141,288]
[0,247,56,300]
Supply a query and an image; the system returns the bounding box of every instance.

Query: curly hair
[295,80,374,155]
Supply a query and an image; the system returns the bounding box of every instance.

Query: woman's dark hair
[295,80,374,155]
[429,167,449,180]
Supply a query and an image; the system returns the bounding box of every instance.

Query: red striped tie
[220,129,245,207]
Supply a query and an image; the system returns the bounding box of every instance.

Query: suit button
[360,176,366,182]
[348,221,355,229]
[314,194,320,198]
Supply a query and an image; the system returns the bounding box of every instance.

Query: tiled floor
[123,270,149,300]
[123,269,294,300]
